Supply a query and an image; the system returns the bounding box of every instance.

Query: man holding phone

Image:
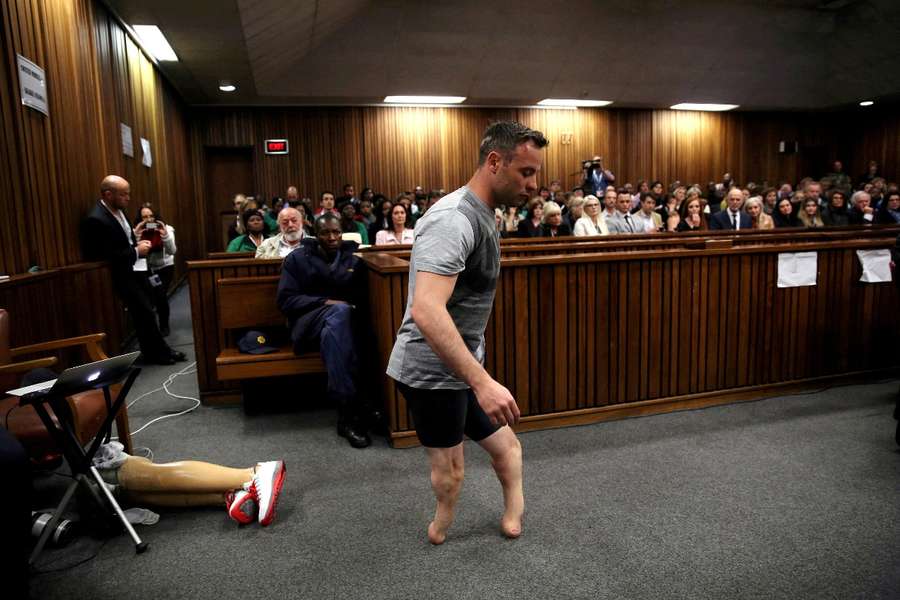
[81,175,185,365]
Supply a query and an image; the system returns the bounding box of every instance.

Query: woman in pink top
[375,203,415,245]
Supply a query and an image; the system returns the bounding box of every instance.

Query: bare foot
[500,511,523,539]
[428,520,449,545]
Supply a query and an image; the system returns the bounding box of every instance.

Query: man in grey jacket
[605,189,640,234]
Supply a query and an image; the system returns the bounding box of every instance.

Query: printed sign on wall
[121,123,134,157]
[16,54,48,115]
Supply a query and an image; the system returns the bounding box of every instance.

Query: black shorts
[396,382,499,448]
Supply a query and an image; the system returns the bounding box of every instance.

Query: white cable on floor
[113,361,201,439]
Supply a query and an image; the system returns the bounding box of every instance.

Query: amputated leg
[426,444,465,545]
[477,427,524,538]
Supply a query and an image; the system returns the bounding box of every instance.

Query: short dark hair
[428,190,442,200]
[320,191,334,201]
[315,212,340,232]
[478,121,548,165]
[639,191,655,203]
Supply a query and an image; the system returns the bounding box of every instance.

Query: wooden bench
[215,276,325,382]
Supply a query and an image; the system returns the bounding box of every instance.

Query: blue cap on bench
[238,331,278,355]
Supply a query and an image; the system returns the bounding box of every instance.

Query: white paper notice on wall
[121,123,134,157]
[856,249,892,283]
[140,137,152,167]
[16,54,48,115]
[777,252,818,288]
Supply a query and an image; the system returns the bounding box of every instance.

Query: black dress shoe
[168,349,187,362]
[141,353,175,366]
[337,422,371,448]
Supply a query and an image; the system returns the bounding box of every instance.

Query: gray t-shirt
[386,186,500,389]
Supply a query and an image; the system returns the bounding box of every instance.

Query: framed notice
[16,54,48,115]
[121,123,134,157]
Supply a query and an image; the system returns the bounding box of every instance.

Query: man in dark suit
[709,187,752,230]
[81,175,186,365]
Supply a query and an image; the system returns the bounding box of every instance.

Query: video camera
[582,157,603,171]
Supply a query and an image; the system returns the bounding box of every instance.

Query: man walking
[387,121,547,544]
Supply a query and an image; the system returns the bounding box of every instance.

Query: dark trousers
[300,303,363,418]
[116,275,170,358]
[1,427,31,597]
[149,265,174,330]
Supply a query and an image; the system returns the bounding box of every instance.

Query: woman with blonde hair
[573,194,609,236]
[745,197,774,230]
[798,197,825,228]
[540,201,571,237]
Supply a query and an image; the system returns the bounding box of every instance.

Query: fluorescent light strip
[219,83,236,92]
[538,99,612,108]
[859,100,874,106]
[132,25,178,61]
[529,105,577,110]
[384,96,466,104]
[670,103,738,112]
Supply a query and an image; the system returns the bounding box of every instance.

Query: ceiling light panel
[384,96,466,104]
[537,99,612,107]
[132,25,178,62]
[670,103,739,111]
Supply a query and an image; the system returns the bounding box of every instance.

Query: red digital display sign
[264,139,289,155]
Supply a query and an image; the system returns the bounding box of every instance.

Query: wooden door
[205,147,254,252]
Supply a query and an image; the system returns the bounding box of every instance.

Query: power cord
[113,361,200,439]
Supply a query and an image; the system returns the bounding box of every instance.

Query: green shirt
[227,233,268,253]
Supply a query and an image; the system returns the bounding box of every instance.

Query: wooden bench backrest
[217,276,283,330]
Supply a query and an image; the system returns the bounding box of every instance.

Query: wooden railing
[363,233,900,447]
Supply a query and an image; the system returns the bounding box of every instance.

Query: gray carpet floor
[29,285,900,600]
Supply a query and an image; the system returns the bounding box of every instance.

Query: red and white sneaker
[251,460,286,526]
[225,486,257,525]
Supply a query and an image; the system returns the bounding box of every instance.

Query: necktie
[624,215,633,232]
[731,212,737,230]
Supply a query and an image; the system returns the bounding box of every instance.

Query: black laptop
[7,351,141,402]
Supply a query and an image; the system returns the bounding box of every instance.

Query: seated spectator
[859,160,880,185]
[772,197,800,228]
[676,196,708,231]
[538,186,551,201]
[360,187,375,205]
[745,197,774,230]
[821,190,850,226]
[339,183,358,206]
[762,188,779,215]
[870,178,887,208]
[632,192,663,233]
[276,214,372,448]
[658,186,686,231]
[357,198,376,227]
[516,197,544,238]
[876,191,900,224]
[375,203,414,245]
[606,190,640,234]
[777,182,793,202]
[227,208,271,252]
[632,180,649,209]
[709,188,751,230]
[824,160,852,195]
[314,191,339,217]
[573,195,609,236]
[849,191,875,225]
[649,181,665,207]
[227,193,248,242]
[798,198,825,228]
[502,204,520,234]
[495,208,510,238]
[601,186,618,220]
[540,201,571,238]
[804,180,825,207]
[563,196,585,230]
[339,202,369,244]
[256,207,306,259]
[368,195,392,242]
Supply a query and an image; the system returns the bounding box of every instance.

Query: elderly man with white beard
[256,207,306,258]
